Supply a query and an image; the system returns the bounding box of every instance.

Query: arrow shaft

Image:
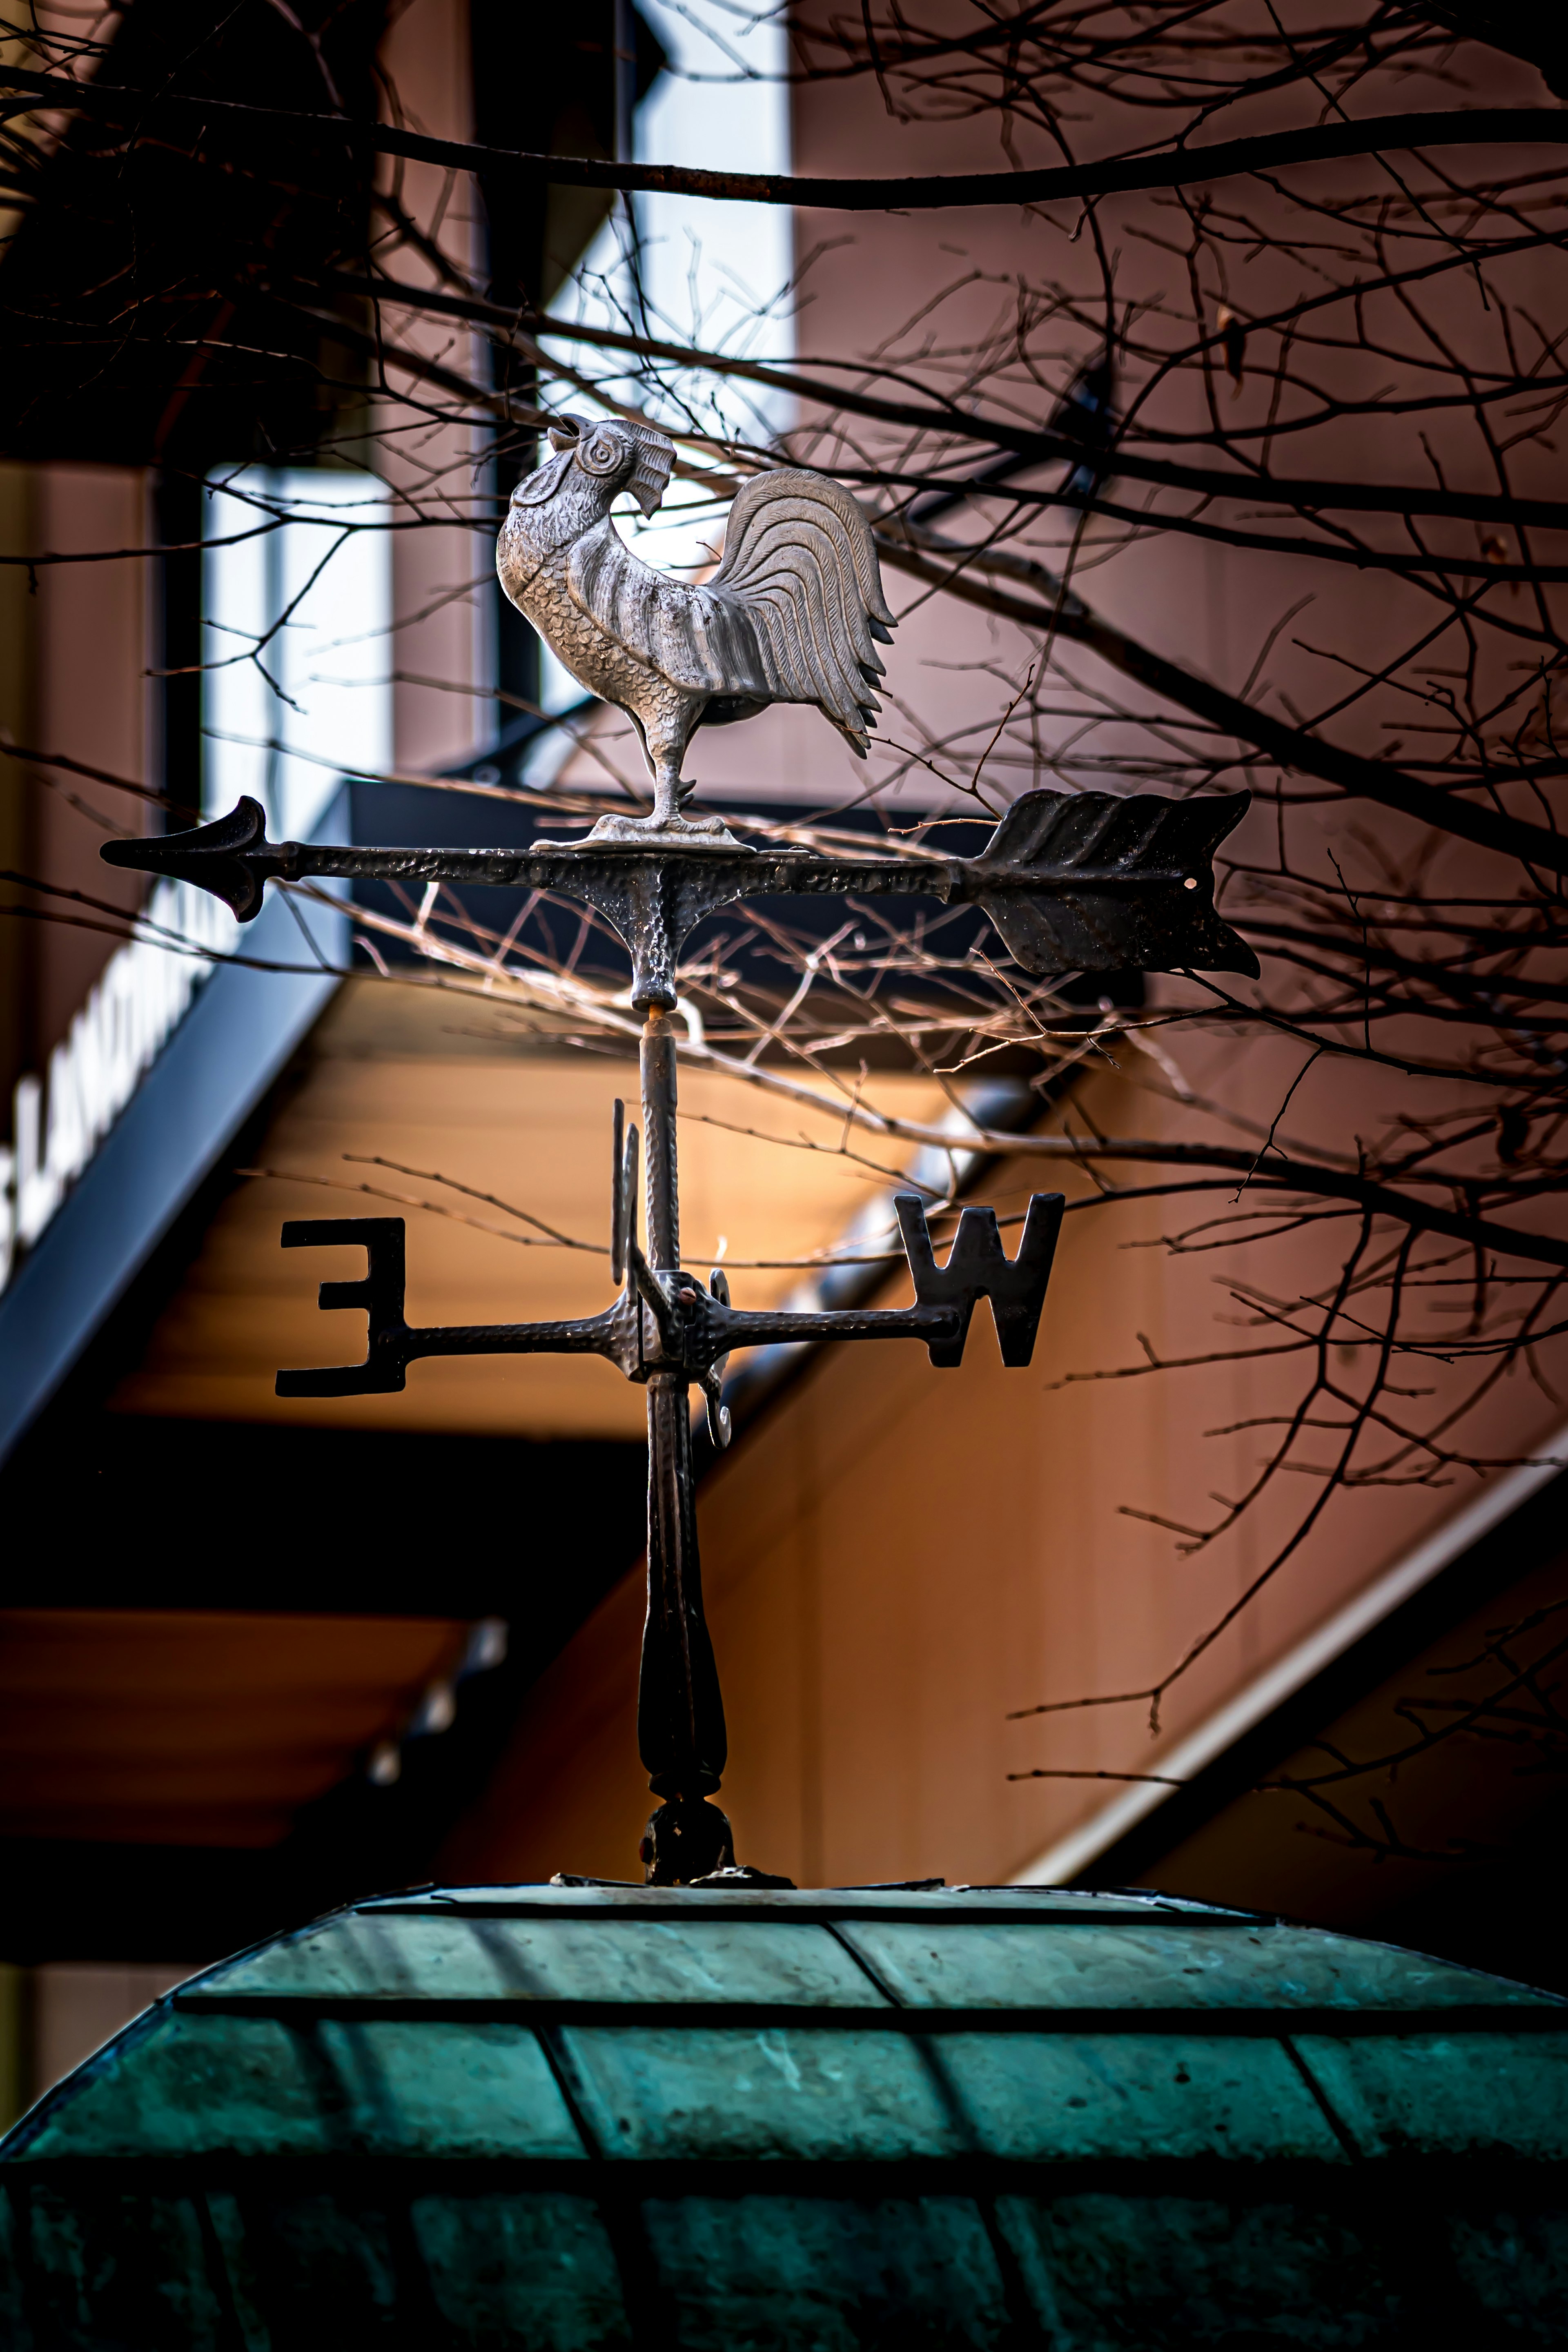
[261,839,1195,898]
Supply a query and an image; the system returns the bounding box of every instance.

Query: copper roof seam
[525,2022,603,2165]
[817,1918,906,2008]
[1278,2034,1363,2164]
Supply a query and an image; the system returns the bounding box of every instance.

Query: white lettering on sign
[0,463,392,1303]
[0,880,240,1295]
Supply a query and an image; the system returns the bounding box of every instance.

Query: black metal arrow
[102,787,1257,1004]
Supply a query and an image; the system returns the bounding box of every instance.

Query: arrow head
[100,796,280,922]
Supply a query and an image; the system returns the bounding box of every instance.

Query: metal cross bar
[102,786,1251,1883]
[272,1189,1064,1425]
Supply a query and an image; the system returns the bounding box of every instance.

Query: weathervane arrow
[102,784,1256,1003]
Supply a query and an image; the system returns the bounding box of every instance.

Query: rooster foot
[581,809,752,852]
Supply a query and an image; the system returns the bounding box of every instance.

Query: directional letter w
[895,1192,1065,1369]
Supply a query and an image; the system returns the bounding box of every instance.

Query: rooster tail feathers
[713,472,897,752]
[557,461,897,761]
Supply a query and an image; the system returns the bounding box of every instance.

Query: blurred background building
[1,0,1563,2127]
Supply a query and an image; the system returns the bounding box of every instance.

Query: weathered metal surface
[15,2018,584,2163]
[1294,2031,1568,2160]
[4,1886,1567,2343]
[832,1918,1546,2014]
[560,2024,965,2164]
[186,1905,1546,2020]
[201,1913,888,2008]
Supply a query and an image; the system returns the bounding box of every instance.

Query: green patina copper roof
[3,1882,1567,2345]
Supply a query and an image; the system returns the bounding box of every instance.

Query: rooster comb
[627,424,675,519]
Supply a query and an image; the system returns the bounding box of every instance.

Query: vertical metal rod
[636,1011,728,1854]
[641,1009,679,1274]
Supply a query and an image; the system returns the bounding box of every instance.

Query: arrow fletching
[963,790,1258,977]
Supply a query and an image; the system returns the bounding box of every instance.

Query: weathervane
[105,426,1255,1884]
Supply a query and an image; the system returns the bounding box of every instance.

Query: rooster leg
[650,759,684,828]
[585,693,746,846]
[646,702,713,829]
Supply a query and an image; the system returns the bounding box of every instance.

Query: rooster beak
[547,416,585,454]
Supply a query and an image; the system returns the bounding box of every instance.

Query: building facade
[1,0,1563,2121]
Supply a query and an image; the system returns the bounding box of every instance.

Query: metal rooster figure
[105,421,1257,1885]
[497,414,896,846]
